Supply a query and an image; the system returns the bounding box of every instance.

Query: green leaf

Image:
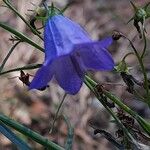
[0,121,31,150]
[136,116,150,136]
[0,113,65,150]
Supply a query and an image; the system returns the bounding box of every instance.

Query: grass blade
[0,113,64,150]
[0,121,31,150]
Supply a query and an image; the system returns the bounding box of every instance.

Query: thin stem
[122,52,134,61]
[124,36,150,104]
[84,75,150,136]
[3,0,43,40]
[0,41,21,73]
[84,75,141,117]
[101,105,139,149]
[0,22,44,52]
[103,90,150,136]
[0,64,42,76]
[141,31,147,59]
[84,79,140,148]
[133,90,146,102]
[0,113,64,150]
[49,93,67,133]
[63,115,74,150]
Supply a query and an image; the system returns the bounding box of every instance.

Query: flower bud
[115,60,128,73]
[129,2,150,38]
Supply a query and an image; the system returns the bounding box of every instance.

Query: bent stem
[0,41,21,73]
[122,52,134,61]
[124,36,150,105]
[0,113,64,150]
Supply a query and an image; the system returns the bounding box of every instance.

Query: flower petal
[98,37,113,48]
[74,38,114,71]
[29,63,54,90]
[54,56,83,94]
[44,15,91,63]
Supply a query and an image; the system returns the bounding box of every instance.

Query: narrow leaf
[0,113,64,150]
[0,121,31,150]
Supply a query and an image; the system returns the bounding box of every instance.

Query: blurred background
[0,0,150,149]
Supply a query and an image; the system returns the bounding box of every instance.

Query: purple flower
[29,15,114,94]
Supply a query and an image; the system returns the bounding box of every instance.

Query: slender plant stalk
[0,114,64,150]
[49,93,67,133]
[103,90,150,136]
[122,52,134,61]
[84,75,139,118]
[63,115,74,150]
[0,22,44,52]
[141,31,147,59]
[3,0,43,40]
[84,75,150,136]
[0,64,42,76]
[126,37,150,104]
[84,78,140,149]
[0,41,21,73]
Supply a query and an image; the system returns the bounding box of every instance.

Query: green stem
[103,90,137,118]
[84,78,140,148]
[133,89,146,102]
[63,115,74,150]
[49,93,67,133]
[3,0,43,40]
[122,52,134,61]
[141,31,147,59]
[0,22,44,52]
[0,64,42,76]
[103,90,150,136]
[125,37,150,105]
[0,41,21,73]
[0,113,64,150]
[100,105,139,148]
[85,75,97,87]
[84,75,150,136]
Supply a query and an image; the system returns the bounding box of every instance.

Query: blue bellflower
[29,14,114,94]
